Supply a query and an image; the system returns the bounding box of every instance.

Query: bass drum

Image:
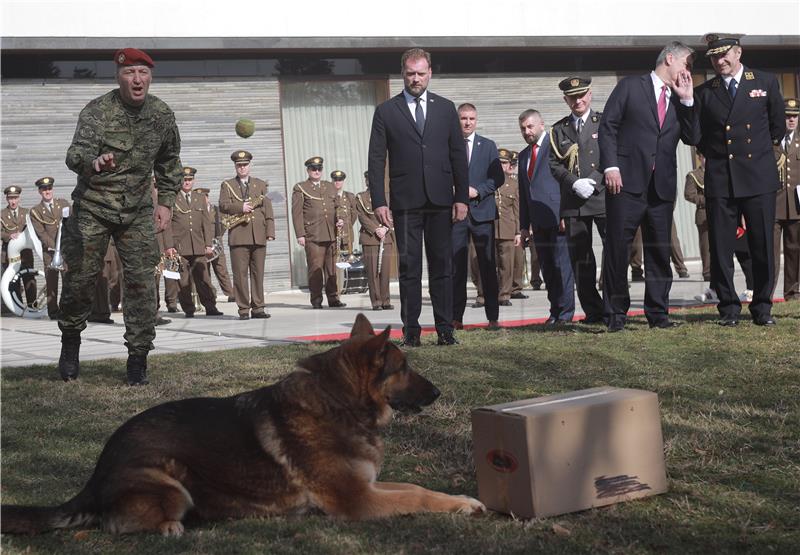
[340,255,368,295]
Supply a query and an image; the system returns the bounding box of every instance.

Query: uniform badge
[592,133,598,139]
[591,115,598,122]
[711,78,720,88]
[117,53,125,64]
[570,78,580,87]
[744,72,755,80]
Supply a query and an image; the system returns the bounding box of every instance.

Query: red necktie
[657,85,667,128]
[527,144,538,179]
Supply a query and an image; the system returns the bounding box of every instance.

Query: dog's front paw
[456,495,486,516]
[159,520,185,537]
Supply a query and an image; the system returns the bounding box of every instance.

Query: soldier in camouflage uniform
[58,48,182,385]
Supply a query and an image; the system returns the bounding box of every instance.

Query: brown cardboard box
[471,386,667,518]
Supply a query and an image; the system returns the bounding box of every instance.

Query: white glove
[572,178,596,199]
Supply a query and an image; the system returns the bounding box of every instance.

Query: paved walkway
[0,259,759,369]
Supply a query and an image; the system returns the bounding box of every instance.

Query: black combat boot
[126,354,149,386]
[58,338,81,381]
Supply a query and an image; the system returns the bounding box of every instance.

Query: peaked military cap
[182,167,197,178]
[305,156,324,168]
[36,177,54,189]
[114,48,154,68]
[4,185,22,197]
[703,33,743,57]
[331,170,346,181]
[498,148,511,162]
[785,98,800,116]
[559,76,592,96]
[231,150,253,164]
[510,151,519,164]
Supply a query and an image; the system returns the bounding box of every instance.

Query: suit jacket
[599,74,693,202]
[495,175,520,240]
[356,190,394,246]
[219,177,275,246]
[683,167,707,226]
[519,138,562,231]
[683,67,785,199]
[163,190,213,256]
[291,179,338,242]
[466,134,503,223]
[30,198,70,251]
[549,110,605,216]
[367,91,469,211]
[776,133,800,220]
[2,206,30,264]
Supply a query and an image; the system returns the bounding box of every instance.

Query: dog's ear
[350,313,375,337]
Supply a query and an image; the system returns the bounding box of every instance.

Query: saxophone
[221,195,265,230]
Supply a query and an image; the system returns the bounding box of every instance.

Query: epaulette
[710,78,721,89]
[591,112,601,123]
[744,71,755,81]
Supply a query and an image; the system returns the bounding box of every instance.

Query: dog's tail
[1,490,97,535]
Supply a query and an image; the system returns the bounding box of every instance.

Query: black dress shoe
[531,283,543,291]
[544,317,567,328]
[205,307,223,316]
[252,311,271,319]
[311,303,323,309]
[678,270,690,278]
[510,292,529,299]
[580,315,605,325]
[167,306,178,313]
[88,316,115,324]
[239,314,250,320]
[437,330,459,345]
[401,334,421,347]
[155,316,171,326]
[650,320,681,329]
[372,306,383,311]
[607,321,625,333]
[753,315,776,326]
[471,301,485,308]
[184,312,195,318]
[487,320,501,330]
[499,300,512,307]
[329,300,347,308]
[382,304,394,310]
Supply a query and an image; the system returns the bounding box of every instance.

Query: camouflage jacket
[65,89,182,224]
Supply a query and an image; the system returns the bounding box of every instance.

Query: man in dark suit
[451,103,503,330]
[598,41,695,332]
[675,34,785,326]
[517,109,575,325]
[549,76,606,324]
[368,48,469,346]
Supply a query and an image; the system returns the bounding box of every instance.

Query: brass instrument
[207,237,224,262]
[335,203,357,270]
[155,253,182,280]
[221,195,264,230]
[48,206,70,272]
[1,213,48,318]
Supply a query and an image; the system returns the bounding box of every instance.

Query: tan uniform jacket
[495,175,520,240]
[356,190,394,247]
[2,207,30,264]
[683,168,707,226]
[776,136,800,220]
[219,177,276,246]
[30,198,70,251]
[164,190,213,256]
[291,179,338,242]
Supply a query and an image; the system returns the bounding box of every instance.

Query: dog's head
[301,314,440,426]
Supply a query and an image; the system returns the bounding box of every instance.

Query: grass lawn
[2,303,799,554]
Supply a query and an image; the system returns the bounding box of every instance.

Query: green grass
[2,304,799,554]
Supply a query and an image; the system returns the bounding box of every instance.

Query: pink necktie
[657,85,667,128]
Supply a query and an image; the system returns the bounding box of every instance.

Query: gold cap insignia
[239,151,246,158]
[43,178,50,184]
[789,99,798,108]
[570,78,580,87]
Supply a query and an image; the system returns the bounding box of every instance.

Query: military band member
[291,156,346,309]
[357,171,394,310]
[549,76,606,323]
[773,98,800,301]
[684,154,712,282]
[1,185,37,313]
[332,170,358,256]
[201,190,236,302]
[676,33,786,326]
[164,167,222,318]
[219,151,275,320]
[494,148,522,305]
[29,177,70,320]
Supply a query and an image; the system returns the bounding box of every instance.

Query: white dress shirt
[403,89,428,123]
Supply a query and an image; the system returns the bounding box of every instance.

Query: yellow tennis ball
[235,119,255,138]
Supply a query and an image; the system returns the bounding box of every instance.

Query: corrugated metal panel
[1,78,291,293]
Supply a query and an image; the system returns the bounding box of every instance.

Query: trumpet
[221,195,264,230]
[48,206,70,272]
[335,208,357,270]
[155,253,182,280]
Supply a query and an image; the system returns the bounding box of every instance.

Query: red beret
[114,48,154,68]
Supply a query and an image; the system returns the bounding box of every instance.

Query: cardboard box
[471,386,667,518]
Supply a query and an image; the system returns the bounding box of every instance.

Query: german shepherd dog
[2,314,485,536]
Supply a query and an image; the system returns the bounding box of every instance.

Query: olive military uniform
[30,190,70,318]
[356,189,394,309]
[1,187,37,311]
[774,108,799,300]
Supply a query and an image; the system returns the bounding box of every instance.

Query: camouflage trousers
[59,204,160,355]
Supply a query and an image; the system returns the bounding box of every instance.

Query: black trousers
[603,180,674,326]
[705,193,775,320]
[565,215,606,320]
[394,204,453,336]
[452,215,498,322]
